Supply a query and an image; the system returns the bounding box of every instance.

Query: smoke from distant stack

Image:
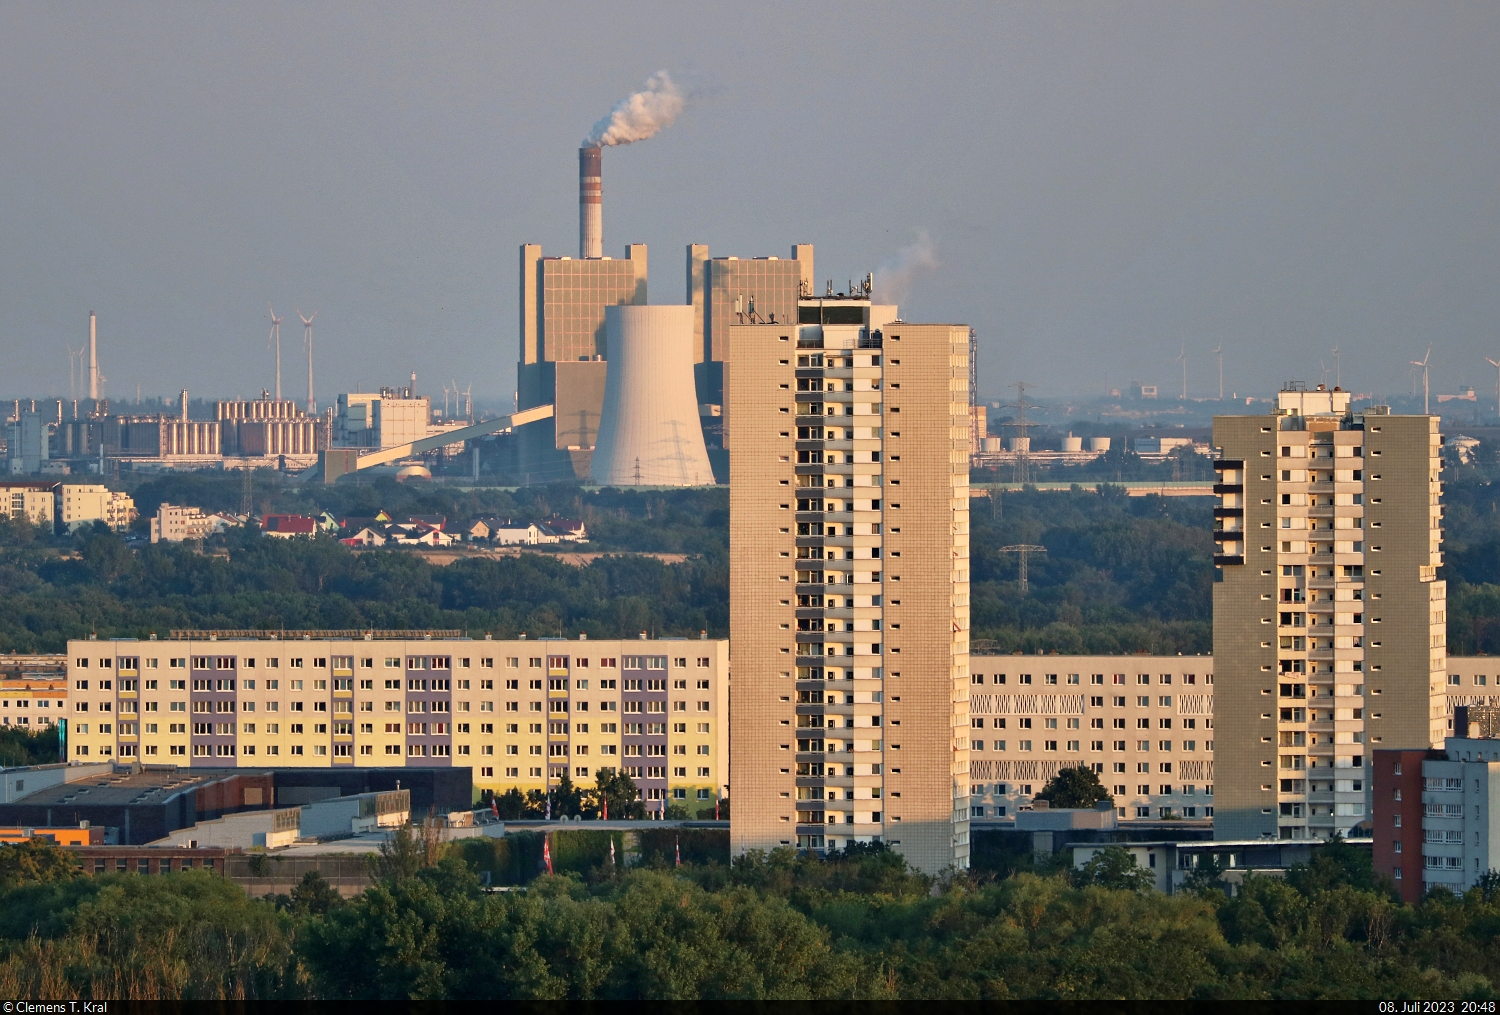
[578,71,688,258]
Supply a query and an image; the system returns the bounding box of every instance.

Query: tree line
[0,829,1498,999]
[8,466,1500,655]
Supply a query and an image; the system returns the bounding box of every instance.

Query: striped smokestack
[579,146,602,259]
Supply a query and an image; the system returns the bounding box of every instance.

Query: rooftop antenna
[267,304,284,401]
[999,544,1047,595]
[1410,346,1431,415]
[1486,356,1500,419]
[298,309,317,414]
[1331,346,1341,389]
[1212,344,1223,400]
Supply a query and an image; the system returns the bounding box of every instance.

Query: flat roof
[9,768,240,808]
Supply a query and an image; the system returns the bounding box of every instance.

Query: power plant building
[510,146,811,484]
[727,286,975,874]
[333,389,431,450]
[515,243,646,482]
[1211,385,1446,840]
[218,398,322,458]
[590,305,714,486]
[687,245,814,412]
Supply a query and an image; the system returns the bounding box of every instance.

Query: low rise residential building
[56,483,136,533]
[0,480,58,528]
[1071,837,1364,895]
[64,632,729,817]
[468,517,588,545]
[0,654,67,729]
[150,503,214,543]
[261,514,317,538]
[967,656,1217,824]
[1374,709,1500,902]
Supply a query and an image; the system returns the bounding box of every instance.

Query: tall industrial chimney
[180,389,189,422]
[579,146,602,258]
[88,311,100,401]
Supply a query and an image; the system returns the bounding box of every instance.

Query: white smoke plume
[873,230,940,307]
[585,71,687,147]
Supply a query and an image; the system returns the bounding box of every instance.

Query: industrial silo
[591,305,714,486]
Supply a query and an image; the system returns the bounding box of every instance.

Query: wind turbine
[1410,347,1431,415]
[298,309,318,414]
[1213,344,1223,400]
[462,384,472,422]
[1331,347,1341,388]
[267,304,284,401]
[1486,356,1500,418]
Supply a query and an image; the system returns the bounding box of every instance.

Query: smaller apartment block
[0,654,67,730]
[968,656,1215,822]
[65,633,727,815]
[1374,720,1500,902]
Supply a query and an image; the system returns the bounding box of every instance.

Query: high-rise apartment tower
[1212,384,1445,840]
[728,285,972,874]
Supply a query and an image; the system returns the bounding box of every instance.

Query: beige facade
[333,392,429,450]
[56,484,135,533]
[0,481,57,528]
[0,654,66,730]
[65,635,727,814]
[149,504,214,544]
[727,298,972,874]
[967,656,1214,820]
[1212,387,1445,840]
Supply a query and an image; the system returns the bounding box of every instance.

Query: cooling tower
[579,146,602,258]
[591,305,713,486]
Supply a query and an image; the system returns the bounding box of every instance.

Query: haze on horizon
[0,3,1496,408]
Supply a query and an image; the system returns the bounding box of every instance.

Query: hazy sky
[2,3,1497,406]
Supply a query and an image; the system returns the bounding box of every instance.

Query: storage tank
[1062,433,1083,453]
[591,305,714,486]
[982,436,1001,453]
[1006,437,1030,453]
[1088,437,1111,452]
